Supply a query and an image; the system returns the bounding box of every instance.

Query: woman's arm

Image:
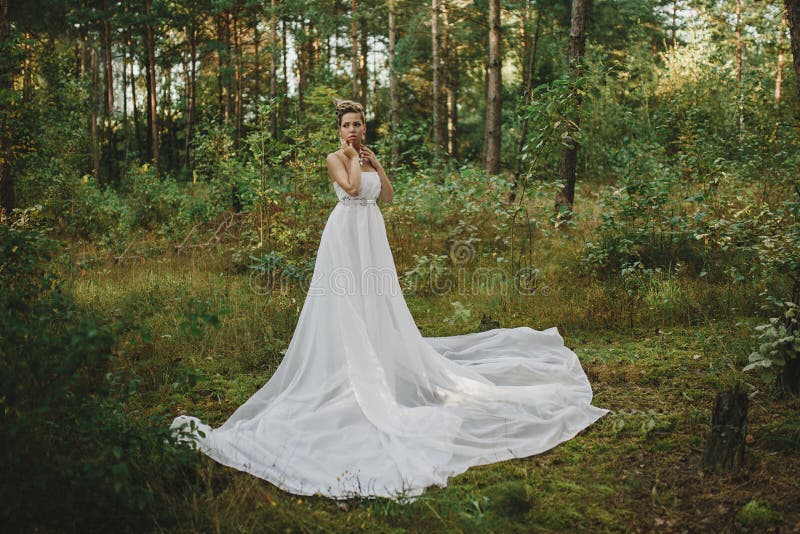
[326,146,361,196]
[359,146,394,204]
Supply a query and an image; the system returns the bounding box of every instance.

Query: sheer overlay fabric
[171,171,609,501]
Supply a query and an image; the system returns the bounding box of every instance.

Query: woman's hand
[340,138,359,160]
[359,145,381,169]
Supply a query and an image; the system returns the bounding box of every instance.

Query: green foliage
[609,408,675,439]
[735,499,782,529]
[0,225,198,531]
[42,172,135,245]
[745,299,799,384]
[247,250,314,293]
[402,253,452,295]
[192,122,251,212]
[519,75,589,180]
[125,163,187,231]
[443,301,473,326]
[580,165,705,275]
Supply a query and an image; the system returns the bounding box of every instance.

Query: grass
[58,179,800,533]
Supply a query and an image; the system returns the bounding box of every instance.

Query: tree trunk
[779,257,800,393]
[162,64,172,169]
[0,0,15,216]
[447,46,459,160]
[555,0,587,220]
[224,12,232,126]
[217,13,224,123]
[144,0,159,170]
[122,33,129,161]
[90,45,101,180]
[512,3,542,201]
[102,0,113,120]
[181,48,189,170]
[298,19,307,111]
[281,16,287,108]
[702,384,748,473]
[233,9,242,146]
[432,0,443,159]
[186,20,197,172]
[735,0,744,132]
[22,33,32,101]
[785,0,800,103]
[388,0,399,167]
[776,11,786,107]
[442,0,459,158]
[483,0,502,174]
[359,15,368,106]
[253,18,261,114]
[672,0,678,46]
[351,0,358,100]
[270,0,278,138]
[130,42,143,160]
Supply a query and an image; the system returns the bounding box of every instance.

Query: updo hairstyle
[334,99,366,126]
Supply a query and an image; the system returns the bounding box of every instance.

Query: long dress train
[171,170,609,501]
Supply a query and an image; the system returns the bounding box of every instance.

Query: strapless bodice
[333,171,381,201]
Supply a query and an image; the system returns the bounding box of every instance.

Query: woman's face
[339,111,365,149]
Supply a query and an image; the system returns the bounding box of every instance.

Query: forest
[2,0,800,531]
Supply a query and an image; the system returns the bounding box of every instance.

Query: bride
[171,99,609,502]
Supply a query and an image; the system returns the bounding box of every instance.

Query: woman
[171,99,609,502]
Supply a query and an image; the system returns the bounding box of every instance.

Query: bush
[38,172,135,245]
[0,225,198,532]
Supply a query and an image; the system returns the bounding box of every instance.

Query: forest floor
[64,201,800,533]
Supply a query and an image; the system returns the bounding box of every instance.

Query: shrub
[38,172,135,245]
[0,225,198,531]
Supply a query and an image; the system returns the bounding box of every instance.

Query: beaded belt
[339,197,377,206]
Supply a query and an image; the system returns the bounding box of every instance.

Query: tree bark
[0,0,15,216]
[162,64,172,169]
[129,40,143,159]
[483,0,502,174]
[253,17,261,114]
[122,32,129,161]
[785,0,800,103]
[443,0,458,159]
[144,0,159,170]
[298,19,307,111]
[90,45,101,180]
[555,0,587,219]
[512,3,542,201]
[102,0,113,121]
[281,16,287,123]
[186,19,197,172]
[432,0,443,159]
[22,33,32,101]
[735,0,744,131]
[702,385,748,473]
[351,0,358,100]
[388,0,399,167]
[233,9,243,146]
[776,11,785,107]
[270,0,278,138]
[102,1,115,183]
[359,15,368,106]
[223,11,232,126]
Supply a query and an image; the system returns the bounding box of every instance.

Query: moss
[735,499,782,529]
[484,480,531,519]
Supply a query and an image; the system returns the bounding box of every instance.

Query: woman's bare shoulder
[326,150,345,163]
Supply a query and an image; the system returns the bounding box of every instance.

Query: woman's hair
[334,99,365,126]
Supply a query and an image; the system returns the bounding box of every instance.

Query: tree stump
[702,384,749,473]
[780,357,800,395]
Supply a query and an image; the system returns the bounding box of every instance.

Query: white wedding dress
[171,170,609,501]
